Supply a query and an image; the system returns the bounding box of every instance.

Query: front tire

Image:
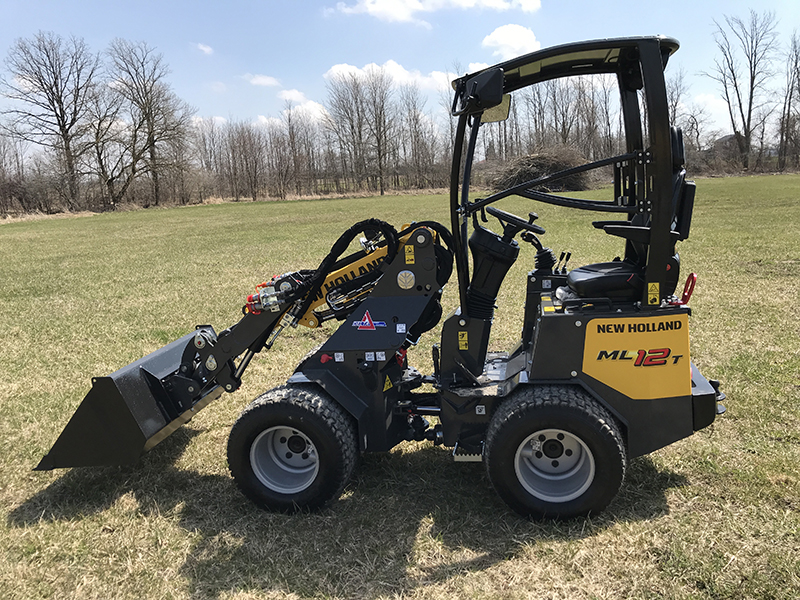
[485,385,626,519]
[227,384,357,512]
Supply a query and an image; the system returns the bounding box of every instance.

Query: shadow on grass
[9,435,686,599]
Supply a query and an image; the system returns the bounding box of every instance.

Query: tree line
[1,11,799,217]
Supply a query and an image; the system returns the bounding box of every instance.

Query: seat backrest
[669,127,694,241]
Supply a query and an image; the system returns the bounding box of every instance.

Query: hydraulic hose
[292,218,399,321]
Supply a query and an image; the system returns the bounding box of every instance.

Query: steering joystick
[486,206,546,243]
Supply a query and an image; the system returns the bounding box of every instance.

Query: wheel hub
[542,438,564,459]
[287,435,307,454]
[515,428,595,503]
[250,426,319,494]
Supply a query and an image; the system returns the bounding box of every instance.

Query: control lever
[555,251,566,271]
[520,231,543,250]
[561,252,571,274]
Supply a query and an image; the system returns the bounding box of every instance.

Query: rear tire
[485,385,626,518]
[227,384,357,512]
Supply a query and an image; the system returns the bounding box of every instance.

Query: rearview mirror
[482,93,511,123]
[451,67,505,116]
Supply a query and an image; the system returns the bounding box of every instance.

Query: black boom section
[295,226,445,452]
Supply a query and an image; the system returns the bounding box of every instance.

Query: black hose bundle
[291,219,399,321]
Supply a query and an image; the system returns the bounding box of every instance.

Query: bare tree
[364,66,394,195]
[264,119,292,199]
[282,102,310,196]
[666,67,689,126]
[235,120,267,201]
[0,132,27,214]
[547,78,578,146]
[191,117,225,200]
[522,83,550,151]
[1,32,100,209]
[683,102,714,153]
[85,79,149,209]
[399,84,435,188]
[325,71,369,191]
[284,103,323,196]
[777,32,800,171]
[106,39,194,206]
[706,10,779,169]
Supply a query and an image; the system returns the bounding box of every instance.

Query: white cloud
[482,24,540,61]
[332,0,541,26]
[274,90,329,122]
[196,43,213,55]
[13,74,38,94]
[257,114,284,128]
[324,60,453,92]
[334,0,424,25]
[210,81,227,93]
[244,73,281,87]
[468,62,490,73]
[324,63,363,80]
[259,96,329,125]
[192,115,228,127]
[293,100,328,122]
[278,89,308,104]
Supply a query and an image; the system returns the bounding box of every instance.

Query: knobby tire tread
[484,384,627,518]
[228,383,357,512]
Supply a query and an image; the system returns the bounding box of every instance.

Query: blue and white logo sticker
[352,310,387,331]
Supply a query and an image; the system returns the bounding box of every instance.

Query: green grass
[1,175,799,599]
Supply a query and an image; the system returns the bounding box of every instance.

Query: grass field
[1,174,799,599]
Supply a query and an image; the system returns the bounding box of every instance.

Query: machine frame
[37,36,725,519]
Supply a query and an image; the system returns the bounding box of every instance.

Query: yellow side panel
[582,314,691,400]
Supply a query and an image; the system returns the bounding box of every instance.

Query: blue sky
[1,0,798,131]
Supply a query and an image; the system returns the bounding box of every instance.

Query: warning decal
[458,331,469,350]
[647,282,660,305]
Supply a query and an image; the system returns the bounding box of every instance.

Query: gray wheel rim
[250,426,319,494]
[514,428,595,503]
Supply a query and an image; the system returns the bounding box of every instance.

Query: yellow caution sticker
[647,282,660,305]
[383,376,393,392]
[458,331,469,350]
[405,245,415,265]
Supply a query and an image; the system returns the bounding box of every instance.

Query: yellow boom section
[296,229,417,329]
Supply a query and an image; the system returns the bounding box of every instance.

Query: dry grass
[1,175,799,599]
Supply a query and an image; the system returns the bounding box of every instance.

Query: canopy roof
[453,36,679,94]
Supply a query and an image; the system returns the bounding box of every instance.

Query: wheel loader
[37,36,726,518]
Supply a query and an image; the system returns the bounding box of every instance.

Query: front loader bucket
[35,330,223,470]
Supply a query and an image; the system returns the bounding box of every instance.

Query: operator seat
[562,128,689,302]
[565,258,644,300]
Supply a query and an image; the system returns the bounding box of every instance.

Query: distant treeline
[2,12,799,216]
